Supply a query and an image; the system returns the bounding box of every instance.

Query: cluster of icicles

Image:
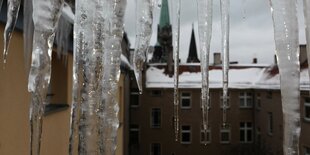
[1,0,309,154]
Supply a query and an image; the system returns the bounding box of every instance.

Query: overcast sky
[124,0,306,64]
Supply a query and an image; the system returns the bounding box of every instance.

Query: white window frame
[268,112,273,135]
[151,108,161,128]
[240,122,253,143]
[150,143,161,155]
[181,125,191,144]
[181,92,192,109]
[220,92,230,109]
[239,92,253,108]
[200,126,211,144]
[130,91,140,108]
[304,99,310,122]
[220,128,231,144]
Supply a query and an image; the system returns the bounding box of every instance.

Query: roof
[145,63,310,90]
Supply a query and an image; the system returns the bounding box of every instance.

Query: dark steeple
[187,25,200,63]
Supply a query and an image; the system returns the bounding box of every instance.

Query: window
[220,92,230,108]
[181,92,191,109]
[151,90,162,97]
[268,112,273,135]
[240,122,253,143]
[200,125,211,144]
[304,146,310,155]
[151,108,161,128]
[266,90,272,99]
[220,128,231,144]
[240,92,253,108]
[256,93,261,110]
[129,124,139,145]
[150,143,161,155]
[181,125,191,144]
[130,89,140,107]
[304,98,310,121]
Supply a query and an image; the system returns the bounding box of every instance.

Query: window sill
[44,103,69,116]
[181,142,191,144]
[220,142,230,144]
[240,107,253,109]
[303,118,310,123]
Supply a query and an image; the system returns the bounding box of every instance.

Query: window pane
[247,130,252,142]
[182,99,190,107]
[182,92,190,97]
[247,98,253,107]
[151,90,162,97]
[182,133,190,142]
[240,98,245,107]
[151,143,161,155]
[130,94,139,106]
[221,132,230,142]
[152,109,161,128]
[240,130,245,142]
[305,106,310,119]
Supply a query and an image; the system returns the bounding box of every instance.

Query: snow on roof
[146,65,310,90]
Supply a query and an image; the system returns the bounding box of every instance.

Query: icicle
[69,0,101,154]
[23,0,34,71]
[197,0,213,145]
[100,0,127,154]
[0,0,3,12]
[3,0,21,64]
[171,0,181,142]
[220,0,230,127]
[133,0,154,93]
[304,0,310,83]
[55,15,72,59]
[269,0,300,154]
[28,0,64,154]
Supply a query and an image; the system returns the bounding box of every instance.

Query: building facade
[127,0,310,154]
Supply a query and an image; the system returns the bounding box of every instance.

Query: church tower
[150,0,173,65]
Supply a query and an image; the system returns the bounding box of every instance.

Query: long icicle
[28,0,64,155]
[304,0,310,82]
[197,0,213,145]
[220,0,230,127]
[269,0,300,154]
[95,0,108,154]
[69,0,101,154]
[172,0,181,142]
[100,0,127,154]
[3,0,21,64]
[133,0,154,93]
[23,0,34,71]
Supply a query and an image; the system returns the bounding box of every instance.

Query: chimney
[252,58,257,64]
[214,53,221,65]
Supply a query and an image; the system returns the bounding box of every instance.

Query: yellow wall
[0,24,125,155]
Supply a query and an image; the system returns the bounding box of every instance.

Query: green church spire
[159,0,170,28]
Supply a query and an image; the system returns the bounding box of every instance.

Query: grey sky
[124,0,306,64]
